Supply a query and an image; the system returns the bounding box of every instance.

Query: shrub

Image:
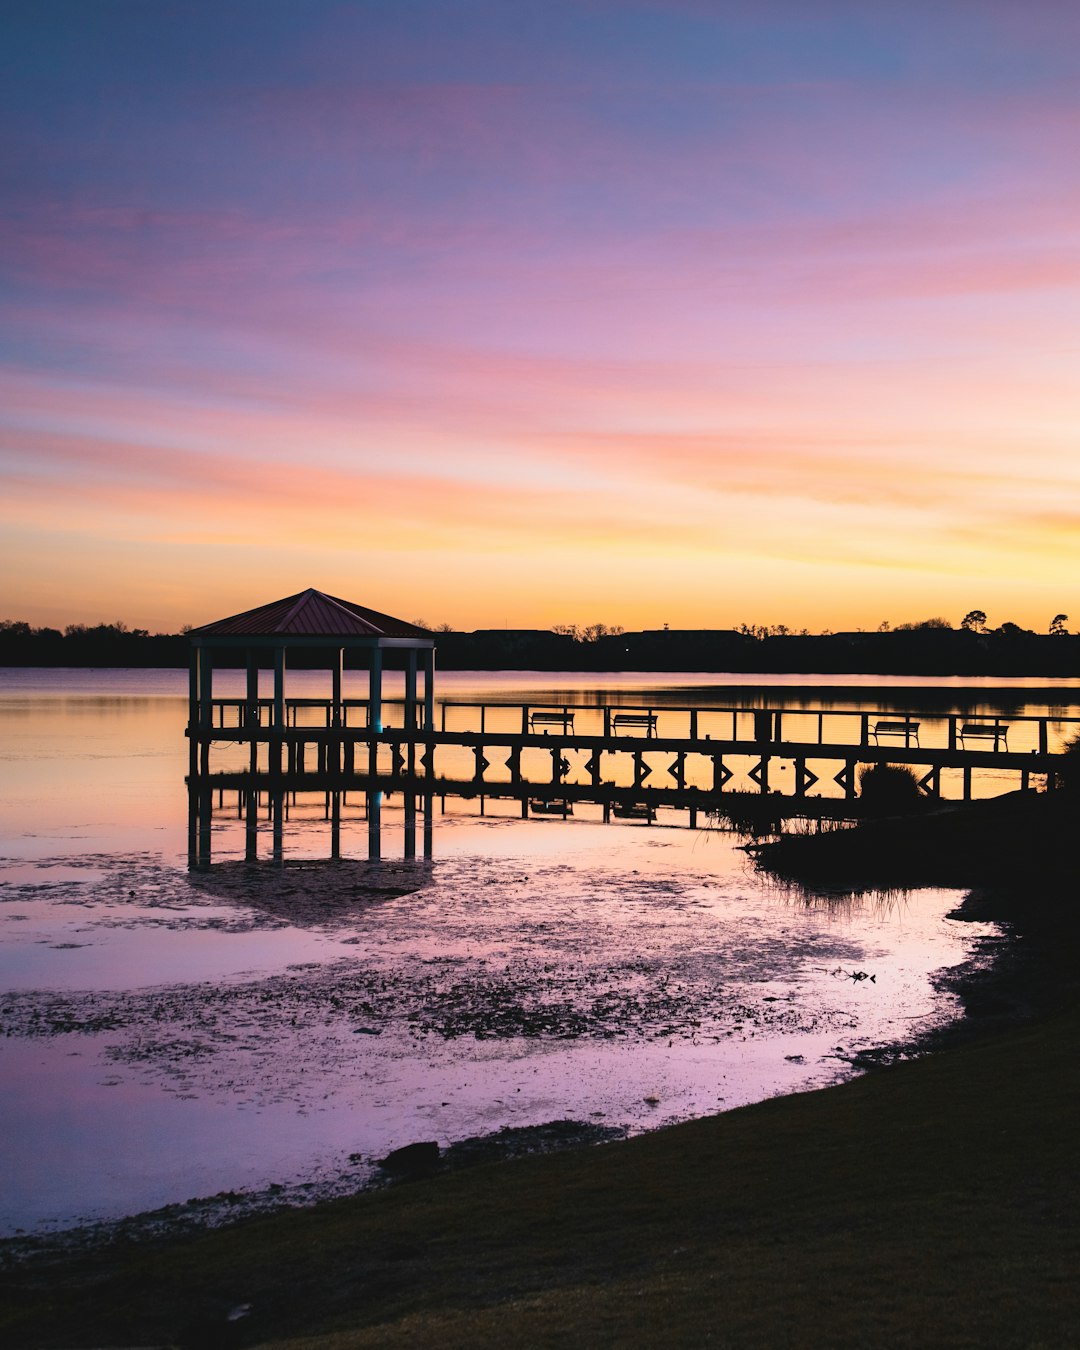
[858,762,923,812]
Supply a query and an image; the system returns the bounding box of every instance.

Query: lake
[2,667,1074,1236]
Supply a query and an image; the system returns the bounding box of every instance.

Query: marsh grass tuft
[857,760,923,812]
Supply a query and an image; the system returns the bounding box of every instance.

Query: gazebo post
[273,645,286,775]
[246,648,259,773]
[331,648,343,725]
[405,649,417,729]
[369,647,383,731]
[405,649,418,774]
[199,647,213,776]
[423,648,435,732]
[368,646,383,778]
[188,646,200,778]
[330,647,343,775]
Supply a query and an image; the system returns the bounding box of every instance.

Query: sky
[3,0,1080,634]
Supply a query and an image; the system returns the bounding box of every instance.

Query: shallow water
[3,668,1068,1235]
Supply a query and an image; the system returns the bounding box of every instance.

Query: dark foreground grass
[3,793,1078,1349]
[3,998,1079,1349]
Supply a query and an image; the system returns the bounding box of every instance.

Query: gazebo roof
[190,588,433,643]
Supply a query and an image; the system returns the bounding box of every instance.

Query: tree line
[1,612,1077,674]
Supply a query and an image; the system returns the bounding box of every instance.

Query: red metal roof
[190,589,432,641]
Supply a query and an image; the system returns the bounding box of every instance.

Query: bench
[611,713,658,738]
[870,720,920,745]
[959,722,1009,748]
[529,711,575,734]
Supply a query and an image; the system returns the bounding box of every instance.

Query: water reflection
[187,778,742,869]
[187,784,435,867]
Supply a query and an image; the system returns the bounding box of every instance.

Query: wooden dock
[187,696,1073,803]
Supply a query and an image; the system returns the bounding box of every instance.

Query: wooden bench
[529,711,575,734]
[959,722,1009,748]
[611,713,658,738]
[870,720,920,745]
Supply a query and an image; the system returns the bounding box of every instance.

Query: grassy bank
[3,794,1078,1349]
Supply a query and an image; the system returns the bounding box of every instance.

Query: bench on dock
[870,720,920,745]
[611,713,658,737]
[529,711,575,734]
[959,722,1009,748]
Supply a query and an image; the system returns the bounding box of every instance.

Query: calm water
[1,668,1074,1235]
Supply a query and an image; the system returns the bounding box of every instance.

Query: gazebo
[187,587,435,775]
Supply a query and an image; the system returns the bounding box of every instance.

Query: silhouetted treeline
[0,621,190,667]
[2,619,1078,676]
[435,626,1080,675]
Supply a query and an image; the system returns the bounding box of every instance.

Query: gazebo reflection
[188,782,434,868]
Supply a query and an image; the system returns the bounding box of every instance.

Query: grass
[3,792,1079,1349]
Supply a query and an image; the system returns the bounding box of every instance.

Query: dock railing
[201,696,1080,755]
[427,700,1079,757]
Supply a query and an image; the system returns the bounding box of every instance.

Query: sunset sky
[3,1,1080,634]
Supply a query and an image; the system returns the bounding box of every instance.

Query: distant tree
[1050,613,1069,636]
[551,623,581,640]
[581,623,624,642]
[960,610,987,632]
[434,622,454,633]
[995,621,1031,637]
[736,622,799,638]
[877,620,891,632]
[895,617,953,632]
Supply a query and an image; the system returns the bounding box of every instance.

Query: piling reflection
[188,782,435,867]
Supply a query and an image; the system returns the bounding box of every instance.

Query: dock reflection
[186,772,817,870]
